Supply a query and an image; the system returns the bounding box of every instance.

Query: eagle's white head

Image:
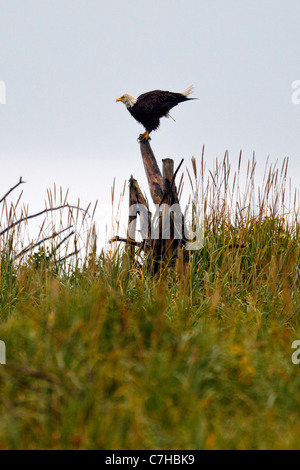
[116,93,137,109]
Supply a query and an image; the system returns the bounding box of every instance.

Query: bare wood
[162,158,174,205]
[59,251,80,263]
[162,158,181,206]
[0,204,87,237]
[109,235,146,248]
[129,176,151,241]
[162,159,174,180]
[129,176,148,207]
[15,225,74,259]
[139,140,164,204]
[161,159,175,256]
[0,177,26,204]
[160,158,184,207]
[127,176,152,259]
[128,179,138,258]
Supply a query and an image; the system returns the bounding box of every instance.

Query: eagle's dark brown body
[129,90,193,133]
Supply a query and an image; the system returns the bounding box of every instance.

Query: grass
[0,154,300,449]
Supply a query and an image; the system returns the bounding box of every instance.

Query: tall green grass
[0,154,300,449]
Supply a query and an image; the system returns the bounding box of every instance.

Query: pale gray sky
[1,0,300,246]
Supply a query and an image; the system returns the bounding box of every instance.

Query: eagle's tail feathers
[181,85,194,97]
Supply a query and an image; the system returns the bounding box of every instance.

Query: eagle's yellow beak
[116,96,123,102]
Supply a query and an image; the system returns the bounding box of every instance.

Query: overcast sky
[1,0,300,248]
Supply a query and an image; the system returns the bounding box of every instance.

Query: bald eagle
[116,86,196,141]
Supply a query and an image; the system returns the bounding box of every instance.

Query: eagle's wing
[135,90,185,116]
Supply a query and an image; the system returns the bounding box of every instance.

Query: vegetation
[0,153,300,450]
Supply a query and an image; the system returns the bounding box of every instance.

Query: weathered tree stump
[111,139,188,273]
[139,141,186,271]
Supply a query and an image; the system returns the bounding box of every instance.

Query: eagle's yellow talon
[138,131,151,142]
